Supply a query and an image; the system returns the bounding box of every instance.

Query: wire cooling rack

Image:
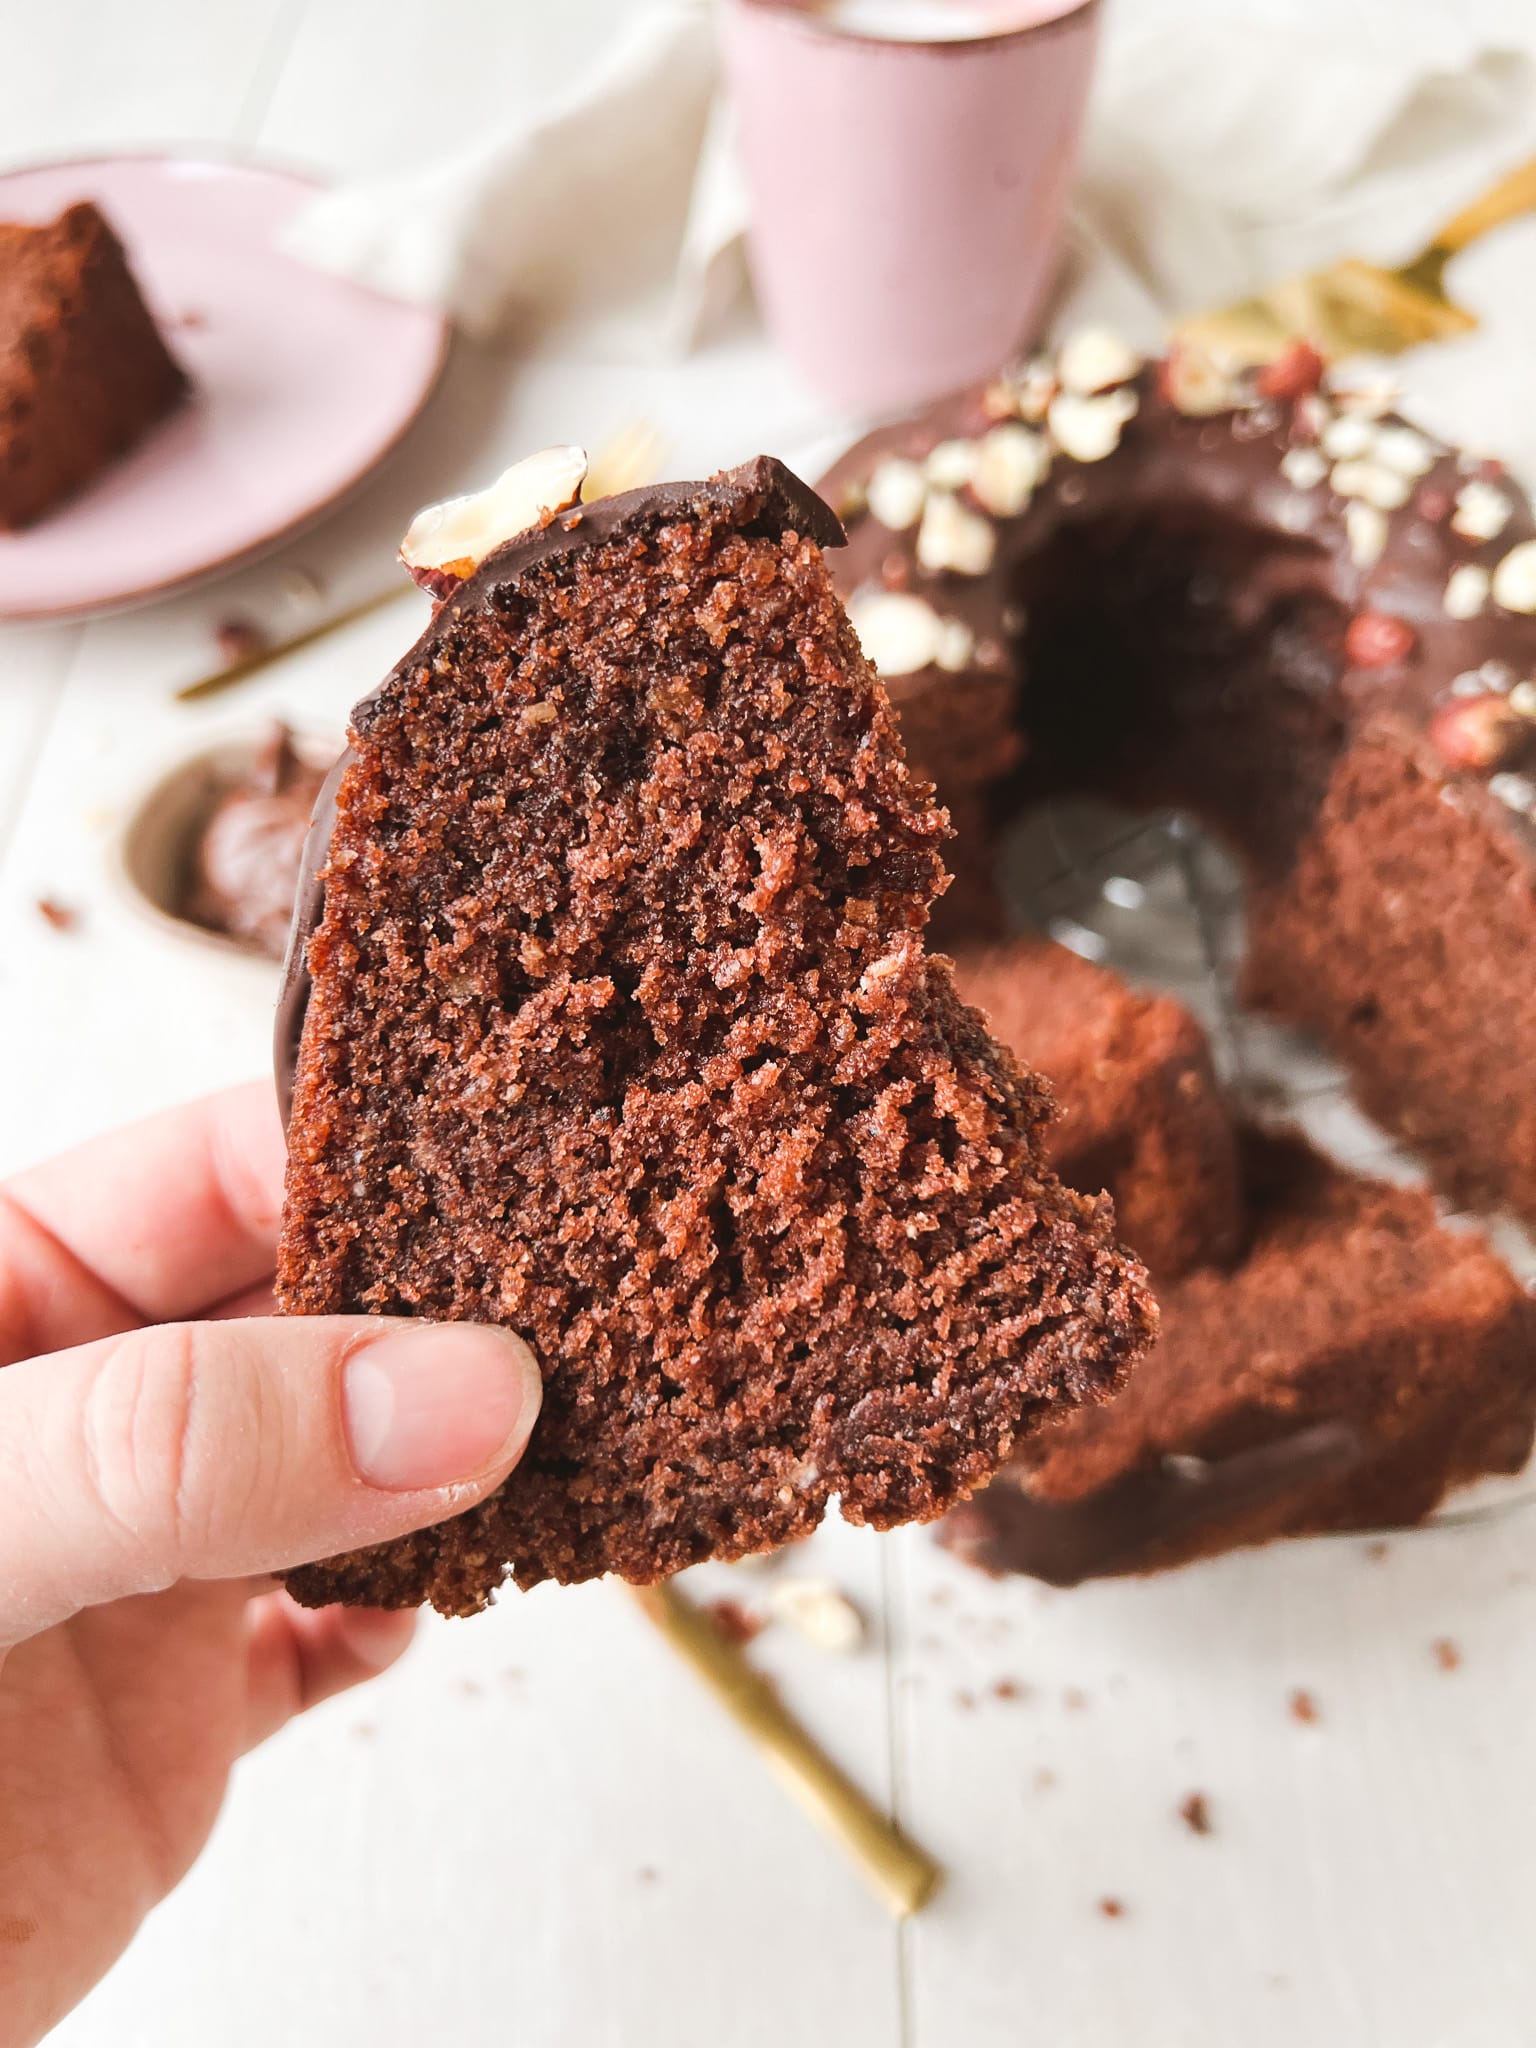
[996,796,1536,1534]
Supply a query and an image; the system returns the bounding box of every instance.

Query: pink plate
[0,156,449,620]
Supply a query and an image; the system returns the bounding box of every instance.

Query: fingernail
[342,1325,542,1492]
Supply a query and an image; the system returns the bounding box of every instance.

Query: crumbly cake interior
[1016,1131,1536,1559]
[953,934,1244,1281]
[1245,733,1536,1215]
[0,201,185,530]
[278,479,1155,1610]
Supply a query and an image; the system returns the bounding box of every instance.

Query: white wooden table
[4,6,1536,2044]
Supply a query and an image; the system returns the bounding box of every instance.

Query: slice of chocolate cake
[943,1132,1536,1581]
[0,200,186,530]
[275,450,1157,1612]
[953,934,1244,1279]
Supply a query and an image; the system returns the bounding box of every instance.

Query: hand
[0,1084,542,2048]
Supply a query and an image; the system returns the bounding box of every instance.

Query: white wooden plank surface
[3,6,1536,2046]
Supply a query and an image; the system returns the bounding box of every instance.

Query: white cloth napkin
[284,0,1536,383]
[1061,0,1536,344]
[282,0,729,356]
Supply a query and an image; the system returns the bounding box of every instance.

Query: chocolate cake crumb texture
[0,200,186,530]
[276,457,1155,1611]
[35,897,76,932]
[953,934,1244,1280]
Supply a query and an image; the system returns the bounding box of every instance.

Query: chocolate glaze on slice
[274,459,844,1126]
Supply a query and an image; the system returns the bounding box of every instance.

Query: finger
[207,1278,277,1322]
[0,1187,141,1367]
[242,1594,417,1753]
[5,1080,287,1325]
[0,1314,542,1647]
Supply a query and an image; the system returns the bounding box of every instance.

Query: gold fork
[1176,154,1536,367]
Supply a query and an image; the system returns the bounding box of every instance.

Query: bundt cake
[0,200,186,529]
[820,332,1536,1226]
[952,932,1244,1280]
[943,1128,1536,1581]
[274,449,1156,1613]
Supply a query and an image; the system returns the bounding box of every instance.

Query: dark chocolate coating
[819,370,1536,861]
[273,458,843,1124]
[939,1424,1363,1584]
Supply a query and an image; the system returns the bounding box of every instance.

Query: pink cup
[722,0,1100,414]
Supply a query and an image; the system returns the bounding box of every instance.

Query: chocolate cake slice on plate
[275,449,1157,1613]
[0,200,186,529]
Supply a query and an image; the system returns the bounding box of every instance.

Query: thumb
[0,1316,542,1646]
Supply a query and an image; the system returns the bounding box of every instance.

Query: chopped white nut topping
[1372,425,1437,478]
[866,457,928,532]
[1320,414,1375,461]
[1451,479,1512,543]
[1492,539,1536,614]
[1510,680,1536,719]
[1331,375,1398,418]
[769,1578,865,1655]
[1279,446,1327,490]
[1345,500,1388,568]
[916,490,997,575]
[1011,357,1058,422]
[1450,667,1494,696]
[845,589,951,675]
[1057,327,1142,395]
[1048,388,1138,464]
[1444,564,1490,620]
[1489,771,1536,815]
[933,616,978,671]
[925,438,978,490]
[1162,345,1237,417]
[399,445,588,583]
[971,422,1048,517]
[1332,458,1411,511]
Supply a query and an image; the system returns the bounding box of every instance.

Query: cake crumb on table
[1289,1688,1321,1725]
[1178,1792,1213,1835]
[704,1597,764,1648]
[1432,1637,1462,1672]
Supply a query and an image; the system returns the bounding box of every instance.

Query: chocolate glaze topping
[818,352,1536,857]
[939,1424,1363,1584]
[274,458,843,1124]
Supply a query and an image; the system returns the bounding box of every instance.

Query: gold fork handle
[1428,156,1536,256]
